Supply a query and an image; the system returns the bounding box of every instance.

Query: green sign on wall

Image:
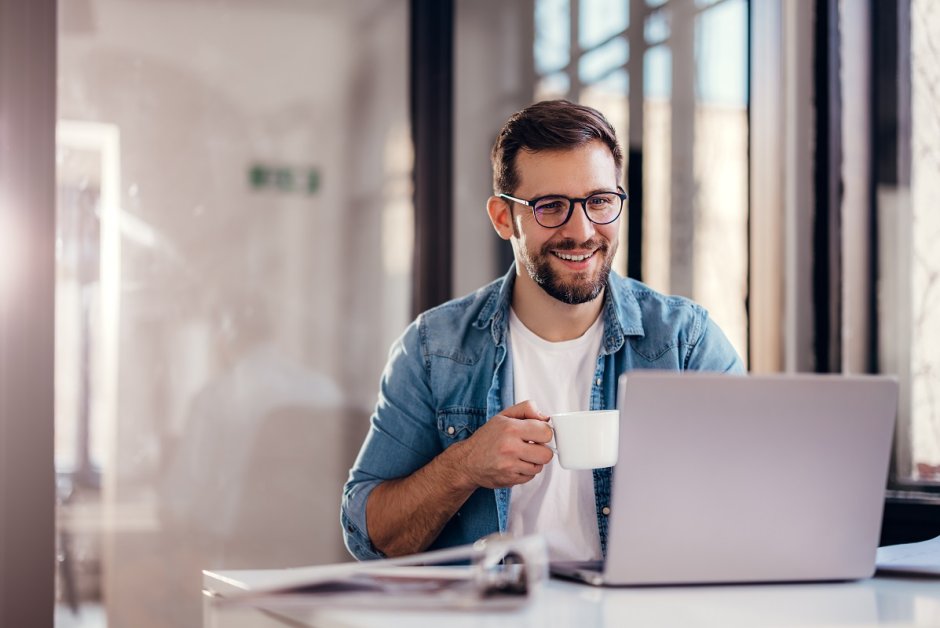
[249,164,320,195]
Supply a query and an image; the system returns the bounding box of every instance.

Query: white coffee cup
[549,410,620,470]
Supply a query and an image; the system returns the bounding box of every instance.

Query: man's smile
[551,250,596,262]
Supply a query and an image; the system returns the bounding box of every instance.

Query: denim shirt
[342,266,744,561]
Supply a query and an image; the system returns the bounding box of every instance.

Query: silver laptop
[551,372,898,586]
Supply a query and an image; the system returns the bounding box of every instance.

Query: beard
[520,237,615,305]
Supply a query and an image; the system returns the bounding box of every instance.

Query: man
[342,100,743,561]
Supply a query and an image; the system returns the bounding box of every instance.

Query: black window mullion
[813,0,843,374]
[410,0,454,317]
[626,0,646,281]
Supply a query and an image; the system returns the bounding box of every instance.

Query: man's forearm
[365,441,475,557]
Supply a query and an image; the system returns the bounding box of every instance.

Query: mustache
[541,238,608,254]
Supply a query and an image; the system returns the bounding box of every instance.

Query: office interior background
[0,0,938,625]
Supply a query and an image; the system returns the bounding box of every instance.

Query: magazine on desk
[205,534,549,611]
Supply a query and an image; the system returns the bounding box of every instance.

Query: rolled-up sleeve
[341,318,442,560]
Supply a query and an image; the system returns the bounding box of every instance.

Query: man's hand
[366,400,553,557]
[447,400,554,489]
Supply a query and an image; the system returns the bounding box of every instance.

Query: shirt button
[602,506,611,516]
[447,426,455,435]
[347,524,355,533]
[596,378,602,386]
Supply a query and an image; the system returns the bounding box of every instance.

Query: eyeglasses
[498,188,627,229]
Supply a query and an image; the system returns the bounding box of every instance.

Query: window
[533,0,750,364]
[876,0,940,488]
[904,0,940,485]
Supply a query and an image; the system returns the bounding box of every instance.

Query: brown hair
[491,100,624,195]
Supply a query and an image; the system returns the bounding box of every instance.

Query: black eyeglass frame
[498,187,628,228]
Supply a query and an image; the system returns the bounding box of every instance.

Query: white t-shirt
[506,308,604,561]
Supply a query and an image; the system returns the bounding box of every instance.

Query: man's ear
[486,196,514,241]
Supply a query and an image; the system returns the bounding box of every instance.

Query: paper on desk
[207,534,548,611]
[876,533,940,576]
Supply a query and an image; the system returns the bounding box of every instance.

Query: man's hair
[491,99,624,195]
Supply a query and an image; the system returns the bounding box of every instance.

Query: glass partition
[55,1,411,625]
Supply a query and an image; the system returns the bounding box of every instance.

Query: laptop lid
[601,372,898,586]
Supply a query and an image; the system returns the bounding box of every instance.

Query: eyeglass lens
[533,193,622,227]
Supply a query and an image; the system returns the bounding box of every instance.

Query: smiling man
[341,100,743,561]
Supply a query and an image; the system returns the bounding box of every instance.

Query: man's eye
[536,201,565,213]
[589,195,615,206]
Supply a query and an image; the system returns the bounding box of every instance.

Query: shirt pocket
[437,407,487,446]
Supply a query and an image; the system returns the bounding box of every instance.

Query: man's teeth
[554,251,594,262]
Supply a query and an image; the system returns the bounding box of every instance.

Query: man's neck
[510,266,606,342]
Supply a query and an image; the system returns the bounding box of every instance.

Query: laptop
[551,371,898,586]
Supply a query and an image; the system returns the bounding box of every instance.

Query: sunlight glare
[0,202,21,306]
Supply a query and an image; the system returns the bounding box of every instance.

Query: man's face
[504,141,621,305]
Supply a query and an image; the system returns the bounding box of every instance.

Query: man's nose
[558,202,596,243]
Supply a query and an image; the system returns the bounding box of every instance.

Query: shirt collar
[473,265,516,345]
[600,271,644,355]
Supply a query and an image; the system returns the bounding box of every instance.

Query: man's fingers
[514,462,543,479]
[520,442,554,466]
[517,418,554,443]
[501,399,549,421]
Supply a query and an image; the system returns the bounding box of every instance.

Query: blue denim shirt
[342,266,744,560]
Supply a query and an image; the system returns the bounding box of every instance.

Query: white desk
[203,568,940,627]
